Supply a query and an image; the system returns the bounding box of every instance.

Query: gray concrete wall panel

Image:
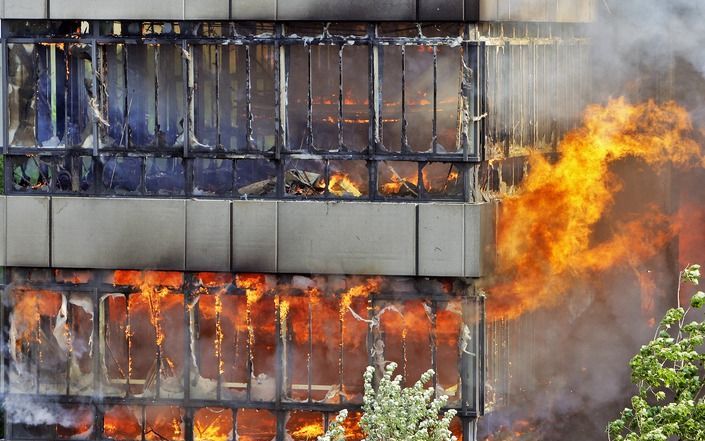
[48,0,183,19]
[52,197,185,270]
[0,197,7,267]
[418,204,464,277]
[277,201,416,276]
[464,202,496,277]
[3,0,47,18]
[232,200,277,273]
[419,0,464,21]
[276,0,414,21]
[231,0,276,20]
[6,196,50,267]
[186,199,231,272]
[185,0,229,19]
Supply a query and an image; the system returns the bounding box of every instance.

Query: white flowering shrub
[318,362,457,441]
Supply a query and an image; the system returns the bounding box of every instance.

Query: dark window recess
[2,21,487,201]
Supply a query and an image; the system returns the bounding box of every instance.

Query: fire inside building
[0,1,594,440]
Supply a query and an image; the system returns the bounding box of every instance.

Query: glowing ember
[489,98,704,319]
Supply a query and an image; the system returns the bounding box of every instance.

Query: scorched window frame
[1,20,486,202]
[1,268,484,441]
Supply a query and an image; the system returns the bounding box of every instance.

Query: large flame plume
[488,98,704,319]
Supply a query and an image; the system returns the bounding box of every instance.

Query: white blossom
[318,363,457,441]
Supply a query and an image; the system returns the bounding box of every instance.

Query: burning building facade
[0,0,593,440]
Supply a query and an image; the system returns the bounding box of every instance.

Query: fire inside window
[2,21,485,201]
[1,269,484,440]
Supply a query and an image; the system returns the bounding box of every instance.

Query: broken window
[4,21,485,201]
[4,269,483,440]
[98,44,184,148]
[8,43,93,148]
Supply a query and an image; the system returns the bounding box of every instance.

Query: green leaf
[691,291,705,309]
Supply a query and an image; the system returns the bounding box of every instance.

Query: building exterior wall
[0,195,496,277]
[0,0,594,22]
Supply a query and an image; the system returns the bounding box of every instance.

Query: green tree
[608,264,705,441]
[319,363,457,441]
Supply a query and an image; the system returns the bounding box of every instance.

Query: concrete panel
[464,202,496,278]
[418,204,464,277]
[419,0,464,21]
[277,0,414,21]
[232,201,277,273]
[277,201,416,276]
[479,0,498,20]
[3,0,47,18]
[511,0,548,21]
[48,0,183,20]
[52,197,185,270]
[231,0,275,20]
[185,0,229,19]
[0,197,7,266]
[186,199,231,272]
[6,196,50,267]
[556,0,594,22]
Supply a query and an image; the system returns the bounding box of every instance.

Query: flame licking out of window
[3,268,480,441]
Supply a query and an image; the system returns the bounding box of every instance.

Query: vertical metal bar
[182,40,190,158]
[369,23,378,155]
[184,407,194,441]
[337,45,343,150]
[140,405,146,441]
[124,44,130,149]
[432,45,438,154]
[91,24,99,156]
[275,292,283,408]
[430,301,438,395]
[184,281,193,403]
[306,46,313,152]
[275,24,283,160]
[153,44,160,148]
[125,294,131,397]
[400,45,407,153]
[244,45,254,151]
[94,403,104,441]
[92,289,101,397]
[307,291,313,403]
[479,295,486,416]
[2,25,8,153]
[215,45,221,149]
[65,293,72,395]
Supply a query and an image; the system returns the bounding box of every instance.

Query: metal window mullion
[126,294,132,397]
[91,33,99,156]
[369,23,378,156]
[275,293,283,408]
[92,289,101,397]
[182,40,190,158]
[400,45,408,153]
[65,292,73,395]
[153,44,160,148]
[337,45,343,150]
[3,38,9,154]
[430,301,438,396]
[432,46,438,154]
[274,24,283,160]
[215,45,221,149]
[185,282,193,403]
[306,46,313,152]
[63,44,70,148]
[307,292,313,403]
[244,45,254,151]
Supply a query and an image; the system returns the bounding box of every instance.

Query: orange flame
[488,98,703,319]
